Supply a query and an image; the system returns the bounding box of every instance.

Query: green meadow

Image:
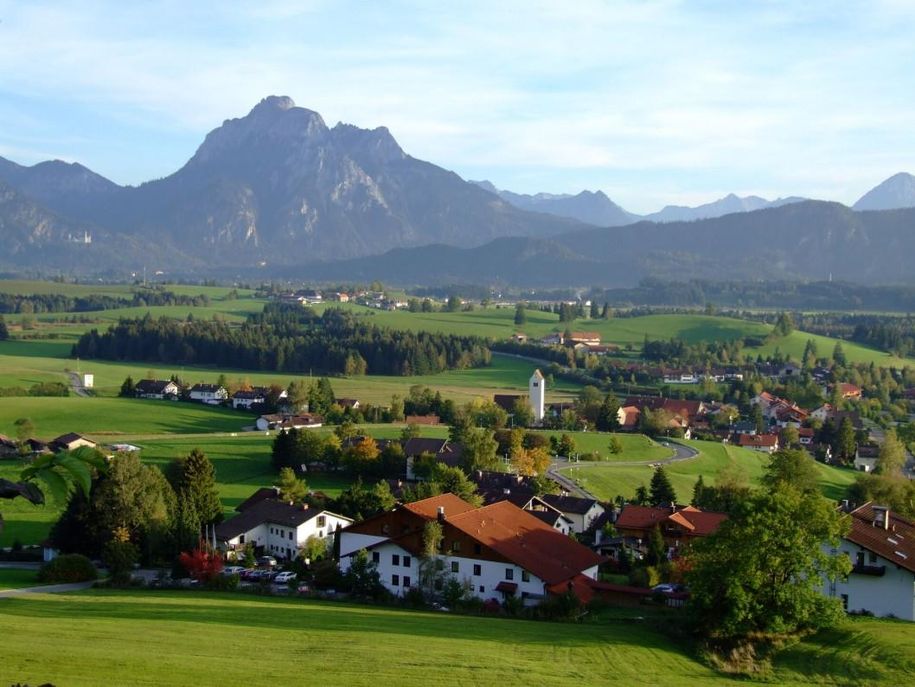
[0,567,41,590]
[0,589,912,687]
[559,439,858,503]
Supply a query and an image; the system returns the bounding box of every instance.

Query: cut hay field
[0,589,911,687]
[559,440,858,503]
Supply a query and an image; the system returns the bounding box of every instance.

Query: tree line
[0,289,210,314]
[71,305,492,377]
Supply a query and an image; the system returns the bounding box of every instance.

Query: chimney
[437,506,445,522]
[873,505,889,530]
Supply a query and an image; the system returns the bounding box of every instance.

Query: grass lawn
[0,333,579,404]
[0,589,911,686]
[0,589,727,686]
[0,397,252,438]
[527,430,674,462]
[559,440,858,503]
[0,568,40,590]
[0,279,254,299]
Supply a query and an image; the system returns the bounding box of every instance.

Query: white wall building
[529,369,545,424]
[338,494,603,606]
[216,494,352,561]
[824,504,915,621]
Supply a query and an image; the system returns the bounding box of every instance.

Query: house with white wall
[825,503,915,621]
[215,488,352,561]
[189,383,228,404]
[541,494,606,534]
[338,493,603,605]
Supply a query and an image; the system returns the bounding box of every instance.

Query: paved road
[546,440,700,499]
[0,580,95,598]
[68,371,91,397]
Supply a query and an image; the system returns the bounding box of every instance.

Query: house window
[521,570,530,583]
[473,564,481,576]
[317,515,326,528]
[451,561,459,573]
[403,555,411,568]
[505,568,514,581]
[868,551,877,564]
[841,594,849,611]
[288,532,293,541]
[392,574,399,586]
[403,576,411,588]
[239,534,245,544]
[479,585,485,593]
[452,540,461,553]
[372,551,380,564]
[474,544,481,554]
[393,554,400,566]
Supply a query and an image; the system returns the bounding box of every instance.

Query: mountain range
[1,95,914,286]
[470,180,807,226]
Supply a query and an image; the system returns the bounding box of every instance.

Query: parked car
[651,583,685,594]
[240,569,263,582]
[257,556,278,568]
[222,566,245,576]
[273,571,297,585]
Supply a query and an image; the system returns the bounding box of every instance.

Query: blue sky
[0,0,913,213]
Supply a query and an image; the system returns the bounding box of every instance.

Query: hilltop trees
[0,314,8,340]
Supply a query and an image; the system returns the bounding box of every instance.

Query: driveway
[0,580,95,598]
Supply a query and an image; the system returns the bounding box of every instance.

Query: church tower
[529,369,545,423]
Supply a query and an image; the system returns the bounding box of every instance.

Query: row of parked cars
[222,562,297,586]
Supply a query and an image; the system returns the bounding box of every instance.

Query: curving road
[546,440,700,500]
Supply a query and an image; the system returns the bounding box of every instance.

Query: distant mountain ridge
[854,172,915,211]
[0,96,582,268]
[472,179,807,225]
[0,96,914,286]
[294,200,915,287]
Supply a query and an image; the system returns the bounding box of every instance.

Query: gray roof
[215,499,325,541]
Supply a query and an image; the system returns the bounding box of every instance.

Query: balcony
[851,564,886,577]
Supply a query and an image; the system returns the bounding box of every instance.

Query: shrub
[103,538,138,587]
[628,565,661,589]
[37,554,98,583]
[206,573,240,592]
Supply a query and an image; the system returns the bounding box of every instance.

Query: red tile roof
[403,493,477,520]
[738,433,779,448]
[845,503,915,574]
[616,504,727,537]
[445,500,604,585]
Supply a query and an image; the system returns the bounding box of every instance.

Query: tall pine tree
[649,466,678,506]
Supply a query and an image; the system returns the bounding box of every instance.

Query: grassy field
[0,589,911,686]
[0,279,254,298]
[559,440,858,503]
[0,567,40,590]
[529,430,674,462]
[0,397,252,438]
[0,333,578,403]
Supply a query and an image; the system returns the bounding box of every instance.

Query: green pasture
[0,334,578,403]
[559,440,857,503]
[1,589,912,686]
[0,278,254,299]
[0,397,251,438]
[528,430,674,462]
[0,567,41,590]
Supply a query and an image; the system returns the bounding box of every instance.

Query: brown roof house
[825,503,915,621]
[338,493,605,605]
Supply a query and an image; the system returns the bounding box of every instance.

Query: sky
[0,0,913,213]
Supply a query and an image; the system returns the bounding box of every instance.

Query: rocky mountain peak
[854,172,915,211]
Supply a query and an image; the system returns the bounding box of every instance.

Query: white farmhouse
[215,488,352,561]
[189,383,228,404]
[529,369,545,423]
[338,494,603,606]
[825,503,915,621]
